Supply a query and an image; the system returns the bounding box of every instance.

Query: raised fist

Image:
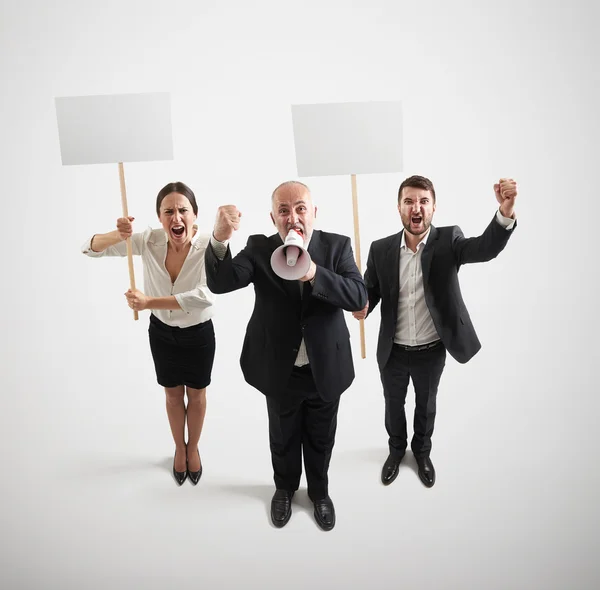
[116,216,134,241]
[494,178,517,218]
[213,205,242,242]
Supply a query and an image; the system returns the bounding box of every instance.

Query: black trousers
[266,365,339,501]
[381,341,446,459]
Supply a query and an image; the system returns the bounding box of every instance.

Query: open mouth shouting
[411,215,423,227]
[170,224,186,240]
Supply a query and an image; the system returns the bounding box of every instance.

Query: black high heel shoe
[187,449,202,485]
[173,451,188,486]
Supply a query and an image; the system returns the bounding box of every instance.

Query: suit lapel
[306,230,327,269]
[388,232,402,305]
[302,230,327,313]
[420,225,438,287]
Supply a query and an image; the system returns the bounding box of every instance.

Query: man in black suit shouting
[353,175,517,488]
[206,181,367,530]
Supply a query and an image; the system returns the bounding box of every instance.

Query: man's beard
[402,215,431,236]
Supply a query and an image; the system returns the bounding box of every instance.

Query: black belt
[394,340,442,352]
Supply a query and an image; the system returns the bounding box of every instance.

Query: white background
[1,1,599,589]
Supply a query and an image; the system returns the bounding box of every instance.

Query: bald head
[271,180,310,202]
[270,180,317,243]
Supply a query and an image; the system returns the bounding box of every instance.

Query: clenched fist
[125,288,148,311]
[299,260,317,283]
[213,205,242,242]
[117,216,134,241]
[494,178,518,219]
[352,302,369,320]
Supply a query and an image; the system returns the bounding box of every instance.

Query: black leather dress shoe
[271,490,294,527]
[415,455,436,487]
[187,449,202,485]
[381,453,405,485]
[172,452,188,486]
[313,496,335,531]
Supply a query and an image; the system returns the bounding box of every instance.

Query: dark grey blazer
[364,214,516,369]
[205,229,367,401]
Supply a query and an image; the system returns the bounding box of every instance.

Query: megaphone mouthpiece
[285,245,300,266]
[270,229,312,280]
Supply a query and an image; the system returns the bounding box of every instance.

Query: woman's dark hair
[155,182,198,216]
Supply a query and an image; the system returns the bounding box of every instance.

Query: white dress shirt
[209,233,311,366]
[394,210,515,346]
[82,226,216,328]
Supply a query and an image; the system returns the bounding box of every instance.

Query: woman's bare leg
[165,385,187,472]
[185,387,207,471]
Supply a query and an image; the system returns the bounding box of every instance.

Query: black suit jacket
[364,214,516,369]
[205,230,367,401]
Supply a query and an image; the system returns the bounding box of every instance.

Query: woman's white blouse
[82,226,216,328]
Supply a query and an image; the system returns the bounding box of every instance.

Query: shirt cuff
[210,233,229,260]
[174,293,191,314]
[495,209,516,230]
[81,235,103,256]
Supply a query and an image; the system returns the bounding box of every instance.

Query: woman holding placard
[82,182,216,487]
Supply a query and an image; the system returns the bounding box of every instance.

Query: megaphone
[270,229,312,280]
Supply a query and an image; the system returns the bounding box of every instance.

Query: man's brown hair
[398,175,436,203]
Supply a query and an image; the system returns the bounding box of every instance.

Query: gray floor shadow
[155,456,174,472]
[59,455,169,479]
[334,447,387,465]
[334,447,423,484]
[210,483,273,521]
[399,452,419,476]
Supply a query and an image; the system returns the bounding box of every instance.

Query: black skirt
[148,314,216,389]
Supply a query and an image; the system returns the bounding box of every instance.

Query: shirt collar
[189,225,201,248]
[400,227,431,251]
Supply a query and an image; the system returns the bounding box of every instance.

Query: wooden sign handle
[118,162,138,321]
[351,174,366,359]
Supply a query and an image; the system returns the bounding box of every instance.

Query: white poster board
[55,91,174,321]
[290,100,403,359]
[55,92,173,165]
[291,100,403,177]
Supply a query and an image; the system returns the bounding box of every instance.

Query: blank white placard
[55,92,173,165]
[291,101,403,177]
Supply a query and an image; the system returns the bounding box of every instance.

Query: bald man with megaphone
[205,180,366,532]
